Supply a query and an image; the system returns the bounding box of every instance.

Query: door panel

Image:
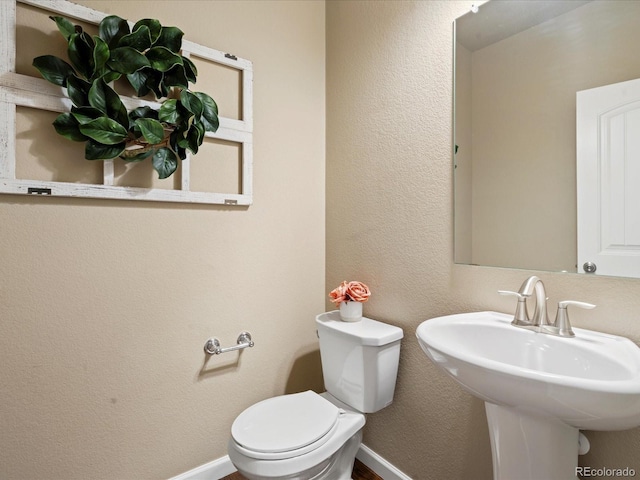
[577,78,640,277]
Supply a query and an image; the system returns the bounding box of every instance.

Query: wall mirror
[454,0,640,279]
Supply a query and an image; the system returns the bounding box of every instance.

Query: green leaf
[162,63,188,89]
[66,75,91,107]
[129,106,159,122]
[88,79,128,128]
[169,130,188,160]
[126,69,152,97]
[117,25,152,51]
[67,32,95,80]
[100,71,122,84]
[70,106,103,124]
[79,117,128,145]
[146,46,182,72]
[155,79,169,98]
[49,16,75,41]
[108,47,150,74]
[182,56,198,83]
[32,55,76,87]
[173,103,192,144]
[92,36,110,77]
[88,80,108,113]
[158,99,178,123]
[99,15,130,48]
[143,69,167,98]
[85,139,126,160]
[52,113,87,141]
[186,122,205,154]
[176,130,190,149]
[180,90,203,120]
[133,19,162,44]
[80,117,128,145]
[152,147,178,179]
[156,26,183,53]
[194,92,219,132]
[125,67,165,98]
[135,118,165,144]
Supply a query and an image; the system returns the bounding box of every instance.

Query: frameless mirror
[454,0,640,279]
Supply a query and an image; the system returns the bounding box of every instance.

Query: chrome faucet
[516,276,550,327]
[499,275,550,328]
[499,276,595,337]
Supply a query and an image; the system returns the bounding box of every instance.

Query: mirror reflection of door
[454,0,640,278]
[577,78,640,277]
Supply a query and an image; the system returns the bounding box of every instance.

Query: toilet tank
[316,311,403,413]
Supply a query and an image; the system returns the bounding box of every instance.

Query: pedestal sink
[416,311,640,480]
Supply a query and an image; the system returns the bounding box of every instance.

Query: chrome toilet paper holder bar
[204,331,254,355]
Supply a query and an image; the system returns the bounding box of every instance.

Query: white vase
[339,301,363,322]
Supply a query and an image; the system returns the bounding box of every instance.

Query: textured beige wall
[5,1,640,479]
[1,1,325,479]
[327,1,640,478]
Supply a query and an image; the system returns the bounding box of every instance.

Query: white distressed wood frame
[0,0,253,205]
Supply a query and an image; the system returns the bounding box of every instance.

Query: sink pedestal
[485,403,579,480]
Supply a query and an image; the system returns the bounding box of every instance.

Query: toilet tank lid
[316,311,404,346]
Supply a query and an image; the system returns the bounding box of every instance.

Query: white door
[577,78,640,278]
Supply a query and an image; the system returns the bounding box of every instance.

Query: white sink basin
[417,311,640,480]
[416,311,640,430]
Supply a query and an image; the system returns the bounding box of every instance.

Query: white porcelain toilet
[227,311,403,480]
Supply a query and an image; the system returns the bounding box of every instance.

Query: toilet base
[319,429,362,480]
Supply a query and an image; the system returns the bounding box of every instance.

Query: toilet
[228,311,403,480]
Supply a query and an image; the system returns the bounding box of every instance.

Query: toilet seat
[231,391,341,460]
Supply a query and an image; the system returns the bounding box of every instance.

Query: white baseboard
[356,444,413,480]
[169,455,235,480]
[170,444,412,480]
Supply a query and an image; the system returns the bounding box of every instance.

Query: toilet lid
[231,391,340,454]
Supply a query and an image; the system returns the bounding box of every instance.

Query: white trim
[356,444,413,480]
[169,445,413,480]
[169,455,236,480]
[0,0,16,75]
[0,178,251,205]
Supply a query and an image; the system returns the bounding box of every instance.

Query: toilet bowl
[227,311,403,480]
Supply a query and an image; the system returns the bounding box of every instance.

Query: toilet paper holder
[204,331,254,355]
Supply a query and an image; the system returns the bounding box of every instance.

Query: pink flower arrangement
[329,280,371,306]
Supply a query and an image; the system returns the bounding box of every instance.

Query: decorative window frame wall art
[0,0,253,205]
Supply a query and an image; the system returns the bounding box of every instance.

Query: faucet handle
[498,290,530,325]
[554,300,596,337]
[558,300,596,310]
[498,290,525,298]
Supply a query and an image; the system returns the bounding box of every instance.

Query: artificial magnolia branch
[33,14,219,179]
